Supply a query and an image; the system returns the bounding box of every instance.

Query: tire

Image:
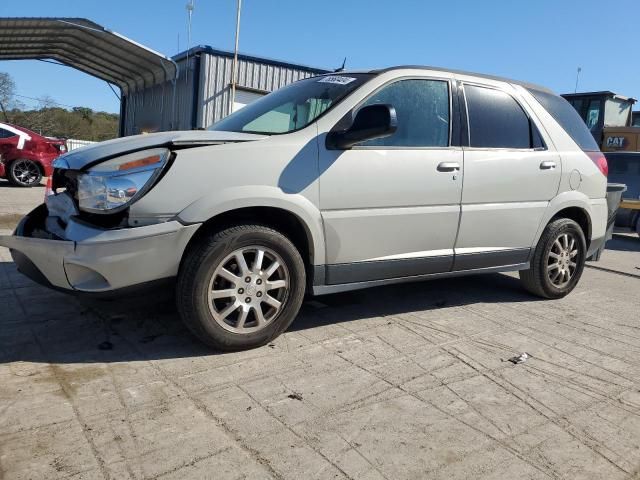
[519,218,587,299]
[7,159,42,187]
[635,216,640,239]
[176,224,306,351]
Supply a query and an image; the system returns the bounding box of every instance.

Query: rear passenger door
[454,82,561,270]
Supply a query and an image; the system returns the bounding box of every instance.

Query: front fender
[177,185,326,265]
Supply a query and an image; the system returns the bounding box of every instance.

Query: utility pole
[230,0,242,115]
[185,0,195,84]
[574,67,582,93]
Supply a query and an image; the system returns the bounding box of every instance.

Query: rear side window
[464,85,539,149]
[527,88,600,151]
[0,128,17,139]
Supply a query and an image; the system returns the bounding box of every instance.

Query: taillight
[44,177,54,199]
[586,152,608,177]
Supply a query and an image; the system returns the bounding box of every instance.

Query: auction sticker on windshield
[318,76,356,85]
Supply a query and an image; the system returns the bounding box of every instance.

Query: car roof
[325,66,554,95]
[0,122,48,140]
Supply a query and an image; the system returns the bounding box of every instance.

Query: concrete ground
[1,180,640,480]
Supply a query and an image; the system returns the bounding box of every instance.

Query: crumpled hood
[57,130,267,170]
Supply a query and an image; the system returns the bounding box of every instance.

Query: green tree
[0,72,16,122]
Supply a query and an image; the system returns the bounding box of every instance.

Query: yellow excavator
[561,91,640,235]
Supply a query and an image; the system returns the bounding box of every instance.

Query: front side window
[465,85,540,149]
[358,79,450,147]
[210,74,374,134]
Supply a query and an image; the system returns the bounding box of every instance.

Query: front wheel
[519,218,586,299]
[176,224,306,351]
[8,159,42,187]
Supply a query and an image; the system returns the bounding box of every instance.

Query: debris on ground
[287,393,303,401]
[507,352,529,364]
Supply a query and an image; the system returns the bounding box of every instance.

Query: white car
[0,67,608,350]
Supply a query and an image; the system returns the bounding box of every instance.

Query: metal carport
[0,17,178,135]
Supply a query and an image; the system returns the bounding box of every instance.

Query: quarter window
[358,79,450,147]
[465,85,542,149]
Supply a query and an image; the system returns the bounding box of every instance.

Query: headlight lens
[77,148,170,213]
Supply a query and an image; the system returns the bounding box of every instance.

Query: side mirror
[326,104,397,149]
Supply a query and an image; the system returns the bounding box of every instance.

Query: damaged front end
[0,129,266,294]
[0,149,200,294]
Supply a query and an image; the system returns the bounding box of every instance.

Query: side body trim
[453,248,531,271]
[326,255,453,285]
[313,263,529,296]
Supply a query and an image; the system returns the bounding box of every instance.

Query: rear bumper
[0,205,200,294]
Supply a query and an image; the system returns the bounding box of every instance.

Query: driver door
[318,76,463,285]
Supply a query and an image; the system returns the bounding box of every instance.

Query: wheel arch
[177,186,326,268]
[533,192,595,250]
[550,206,592,248]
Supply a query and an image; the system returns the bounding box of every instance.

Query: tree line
[0,71,119,141]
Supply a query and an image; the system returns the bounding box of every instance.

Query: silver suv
[0,67,609,350]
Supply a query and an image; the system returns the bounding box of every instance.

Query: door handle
[539,161,556,170]
[437,162,460,172]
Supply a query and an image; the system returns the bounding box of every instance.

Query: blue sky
[2,0,639,113]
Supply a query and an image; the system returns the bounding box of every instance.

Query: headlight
[77,148,170,213]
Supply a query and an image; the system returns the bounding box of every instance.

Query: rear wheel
[8,159,42,187]
[176,224,306,351]
[519,218,586,299]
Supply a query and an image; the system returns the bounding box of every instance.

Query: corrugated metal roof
[173,45,330,74]
[0,17,177,94]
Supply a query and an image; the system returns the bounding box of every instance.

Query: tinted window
[359,79,449,147]
[0,128,17,139]
[465,85,532,149]
[527,88,600,151]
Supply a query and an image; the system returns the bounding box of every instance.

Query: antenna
[574,66,582,93]
[334,57,347,73]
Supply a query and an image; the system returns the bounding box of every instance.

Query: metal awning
[0,17,178,95]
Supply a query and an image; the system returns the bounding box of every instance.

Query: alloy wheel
[546,232,579,288]
[12,160,40,186]
[207,246,289,334]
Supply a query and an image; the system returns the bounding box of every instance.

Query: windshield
[209,74,374,135]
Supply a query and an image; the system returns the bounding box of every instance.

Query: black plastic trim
[326,255,453,285]
[312,265,326,286]
[454,80,469,147]
[453,248,530,271]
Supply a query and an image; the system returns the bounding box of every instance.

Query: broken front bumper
[0,205,200,294]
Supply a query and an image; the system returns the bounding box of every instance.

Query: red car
[0,122,66,187]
